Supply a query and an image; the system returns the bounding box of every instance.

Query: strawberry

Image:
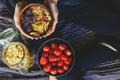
[60,54,68,61]
[57,67,64,74]
[43,63,51,72]
[50,68,57,75]
[49,54,58,62]
[59,44,67,51]
[64,57,72,65]
[63,64,69,71]
[51,43,57,49]
[43,45,51,52]
[65,49,72,56]
[53,49,62,56]
[40,56,48,65]
[57,60,64,66]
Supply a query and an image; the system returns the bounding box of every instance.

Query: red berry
[60,54,68,61]
[49,54,58,62]
[57,67,64,74]
[43,63,51,72]
[65,49,72,56]
[63,65,69,71]
[57,60,64,66]
[64,57,72,65]
[51,43,57,49]
[43,45,51,52]
[50,68,57,75]
[40,56,48,65]
[59,44,67,51]
[53,49,62,56]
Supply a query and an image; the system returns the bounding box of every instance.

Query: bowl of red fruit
[18,3,53,39]
[37,38,75,76]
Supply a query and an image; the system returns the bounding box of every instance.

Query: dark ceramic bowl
[37,38,75,77]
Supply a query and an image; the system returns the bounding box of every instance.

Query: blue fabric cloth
[0,0,44,17]
[58,0,120,39]
[0,0,120,80]
[59,0,80,6]
[83,71,120,80]
[83,59,120,80]
[56,22,120,80]
[0,0,18,17]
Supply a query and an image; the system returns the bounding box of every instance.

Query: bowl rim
[37,38,76,77]
[18,3,53,39]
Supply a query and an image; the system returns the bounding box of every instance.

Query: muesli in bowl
[18,3,53,39]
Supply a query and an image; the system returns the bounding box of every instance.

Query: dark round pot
[37,38,75,77]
